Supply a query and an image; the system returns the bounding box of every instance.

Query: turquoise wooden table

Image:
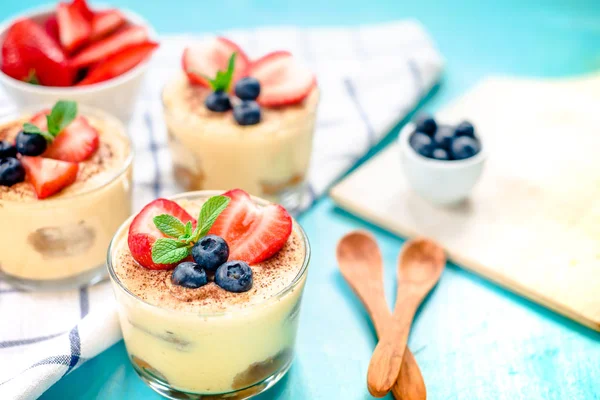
[3,0,599,398]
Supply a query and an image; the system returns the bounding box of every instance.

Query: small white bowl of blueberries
[399,113,486,206]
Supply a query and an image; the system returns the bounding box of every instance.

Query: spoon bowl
[398,238,446,285]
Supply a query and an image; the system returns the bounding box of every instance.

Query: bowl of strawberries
[0,0,159,122]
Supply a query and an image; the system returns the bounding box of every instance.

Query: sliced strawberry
[71,0,94,21]
[44,117,99,162]
[76,41,158,86]
[128,199,196,270]
[71,25,148,68]
[90,10,126,41]
[182,37,249,88]
[57,2,91,53]
[44,15,60,43]
[21,156,79,199]
[0,19,74,86]
[249,51,316,107]
[208,189,292,264]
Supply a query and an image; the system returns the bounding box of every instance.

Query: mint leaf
[184,221,193,237]
[196,195,230,239]
[46,100,77,136]
[204,53,236,92]
[151,238,190,264]
[22,122,54,142]
[153,214,186,238]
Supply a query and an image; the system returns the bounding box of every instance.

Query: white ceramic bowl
[399,122,487,206]
[0,5,157,122]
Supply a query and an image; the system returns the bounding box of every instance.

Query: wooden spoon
[336,231,426,400]
[366,237,446,397]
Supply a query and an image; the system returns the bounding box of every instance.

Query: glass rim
[0,103,134,205]
[107,190,311,318]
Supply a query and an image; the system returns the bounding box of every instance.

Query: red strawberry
[249,51,316,107]
[89,10,126,41]
[128,199,196,270]
[21,156,79,199]
[44,16,60,43]
[76,41,158,86]
[0,19,74,86]
[57,2,91,53]
[182,37,249,88]
[208,189,292,264]
[71,25,149,68]
[45,117,99,162]
[71,0,94,21]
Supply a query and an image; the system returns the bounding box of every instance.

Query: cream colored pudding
[108,192,309,396]
[162,73,318,208]
[0,108,132,289]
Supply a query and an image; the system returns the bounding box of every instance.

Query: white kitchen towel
[0,20,443,400]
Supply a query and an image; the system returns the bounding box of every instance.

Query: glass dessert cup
[162,81,319,214]
[107,191,310,399]
[0,106,133,291]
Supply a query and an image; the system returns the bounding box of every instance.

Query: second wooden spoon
[366,237,446,397]
[337,231,426,400]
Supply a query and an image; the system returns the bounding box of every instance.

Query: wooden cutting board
[330,74,600,331]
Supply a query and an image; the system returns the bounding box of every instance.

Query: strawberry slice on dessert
[182,37,249,88]
[249,51,316,107]
[71,25,149,68]
[44,117,99,162]
[76,41,158,86]
[208,189,292,264]
[128,199,196,270]
[57,1,92,53]
[89,9,126,41]
[20,156,79,199]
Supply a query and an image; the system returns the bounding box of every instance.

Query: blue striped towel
[0,20,443,399]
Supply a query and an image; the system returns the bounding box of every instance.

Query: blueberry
[414,113,437,136]
[205,91,232,112]
[15,131,47,156]
[432,125,454,150]
[455,121,475,138]
[191,234,229,273]
[0,141,17,159]
[215,261,253,293]
[171,262,208,289]
[432,148,450,160]
[0,157,25,187]
[450,136,481,160]
[409,132,435,158]
[233,101,261,126]
[235,77,261,101]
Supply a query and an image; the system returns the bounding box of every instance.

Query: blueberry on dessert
[235,77,261,101]
[15,130,47,156]
[205,91,232,112]
[202,53,237,113]
[414,113,437,136]
[451,136,481,160]
[0,141,17,159]
[215,261,253,293]
[455,121,475,138]
[410,132,435,158]
[171,261,208,288]
[233,101,261,126]
[0,157,25,187]
[191,234,229,273]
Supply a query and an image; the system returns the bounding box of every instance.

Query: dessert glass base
[0,264,107,291]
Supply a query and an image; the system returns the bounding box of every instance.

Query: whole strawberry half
[249,51,316,107]
[182,37,249,88]
[20,156,79,199]
[0,18,74,86]
[89,9,126,41]
[128,199,196,270]
[208,189,293,264]
[57,1,92,53]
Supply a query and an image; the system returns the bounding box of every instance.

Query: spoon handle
[367,292,421,397]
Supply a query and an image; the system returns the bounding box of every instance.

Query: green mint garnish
[22,100,78,143]
[151,195,231,265]
[202,53,236,92]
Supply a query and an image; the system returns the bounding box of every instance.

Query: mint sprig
[151,195,231,265]
[202,53,236,92]
[22,100,78,143]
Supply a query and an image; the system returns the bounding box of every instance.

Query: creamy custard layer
[110,196,308,394]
